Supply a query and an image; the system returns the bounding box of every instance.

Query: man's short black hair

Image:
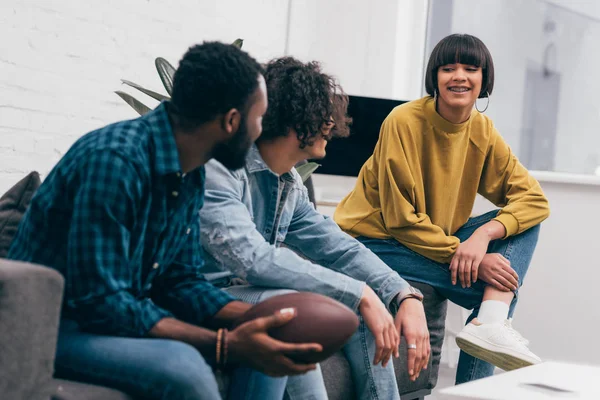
[425,33,495,99]
[169,41,264,128]
[259,57,351,148]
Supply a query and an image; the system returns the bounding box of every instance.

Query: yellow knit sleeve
[378,116,460,264]
[478,126,550,237]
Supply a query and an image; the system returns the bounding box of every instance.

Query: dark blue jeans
[358,210,540,384]
[55,320,288,400]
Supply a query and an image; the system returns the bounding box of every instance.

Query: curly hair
[169,41,264,128]
[259,57,351,148]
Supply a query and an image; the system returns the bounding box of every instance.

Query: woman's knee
[519,223,541,242]
[530,223,541,235]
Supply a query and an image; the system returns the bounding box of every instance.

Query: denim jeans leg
[223,286,329,400]
[486,223,540,318]
[55,320,223,400]
[56,319,288,400]
[358,215,541,386]
[342,316,401,400]
[358,236,488,385]
[228,367,288,400]
[446,210,541,384]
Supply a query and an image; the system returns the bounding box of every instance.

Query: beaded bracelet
[216,328,223,366]
[222,328,228,367]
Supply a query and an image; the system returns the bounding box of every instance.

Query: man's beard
[213,116,253,170]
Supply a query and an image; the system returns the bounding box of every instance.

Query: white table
[439,361,600,400]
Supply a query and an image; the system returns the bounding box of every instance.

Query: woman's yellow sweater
[334,96,550,264]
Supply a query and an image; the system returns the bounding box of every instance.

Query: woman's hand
[450,220,507,288]
[478,253,519,292]
[450,230,490,288]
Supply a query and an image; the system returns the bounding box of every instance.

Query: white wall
[0,0,429,194]
[287,0,428,100]
[0,0,289,194]
[505,179,600,364]
[314,172,600,365]
[448,0,600,175]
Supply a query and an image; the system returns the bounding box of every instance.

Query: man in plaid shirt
[8,42,321,400]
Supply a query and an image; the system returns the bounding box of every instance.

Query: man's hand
[228,308,323,377]
[395,298,430,382]
[478,253,519,292]
[359,285,399,367]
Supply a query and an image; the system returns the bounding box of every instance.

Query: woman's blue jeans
[358,210,540,384]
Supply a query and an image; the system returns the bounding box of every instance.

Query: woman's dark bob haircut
[424,33,494,99]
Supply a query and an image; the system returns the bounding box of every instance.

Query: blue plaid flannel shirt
[8,103,235,337]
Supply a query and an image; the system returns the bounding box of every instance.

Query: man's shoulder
[69,118,150,166]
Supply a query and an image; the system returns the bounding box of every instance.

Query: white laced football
[504,319,530,346]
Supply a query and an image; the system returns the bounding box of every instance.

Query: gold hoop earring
[476,91,490,113]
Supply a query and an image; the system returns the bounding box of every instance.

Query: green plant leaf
[155,57,176,96]
[295,162,321,183]
[121,80,170,102]
[232,38,244,48]
[115,91,152,116]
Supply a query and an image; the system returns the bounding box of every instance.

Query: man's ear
[221,108,241,138]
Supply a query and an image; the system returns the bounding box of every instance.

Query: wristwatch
[390,286,424,315]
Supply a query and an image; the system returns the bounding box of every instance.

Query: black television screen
[315,95,408,177]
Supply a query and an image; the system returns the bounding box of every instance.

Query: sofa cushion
[0,171,41,257]
[52,379,133,400]
[0,260,64,400]
[320,352,354,400]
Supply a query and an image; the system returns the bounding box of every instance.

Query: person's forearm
[149,301,252,363]
[210,300,252,329]
[149,317,218,361]
[209,235,365,311]
[323,239,410,310]
[474,220,506,241]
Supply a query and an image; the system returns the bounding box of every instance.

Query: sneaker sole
[456,333,538,371]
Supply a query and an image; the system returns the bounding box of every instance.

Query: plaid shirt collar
[145,102,204,187]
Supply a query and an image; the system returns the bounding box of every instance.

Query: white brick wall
[0,0,289,193]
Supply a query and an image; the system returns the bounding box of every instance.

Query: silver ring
[407,344,417,350]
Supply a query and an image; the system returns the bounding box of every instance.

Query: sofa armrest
[0,259,64,400]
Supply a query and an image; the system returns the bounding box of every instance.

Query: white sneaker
[456,318,541,371]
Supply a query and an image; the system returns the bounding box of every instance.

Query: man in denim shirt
[8,43,323,400]
[200,57,431,400]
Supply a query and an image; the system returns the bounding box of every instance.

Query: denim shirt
[200,145,409,311]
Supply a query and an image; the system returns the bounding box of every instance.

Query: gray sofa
[0,259,447,400]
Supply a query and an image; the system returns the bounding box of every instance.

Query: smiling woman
[424,34,494,123]
[334,33,550,385]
